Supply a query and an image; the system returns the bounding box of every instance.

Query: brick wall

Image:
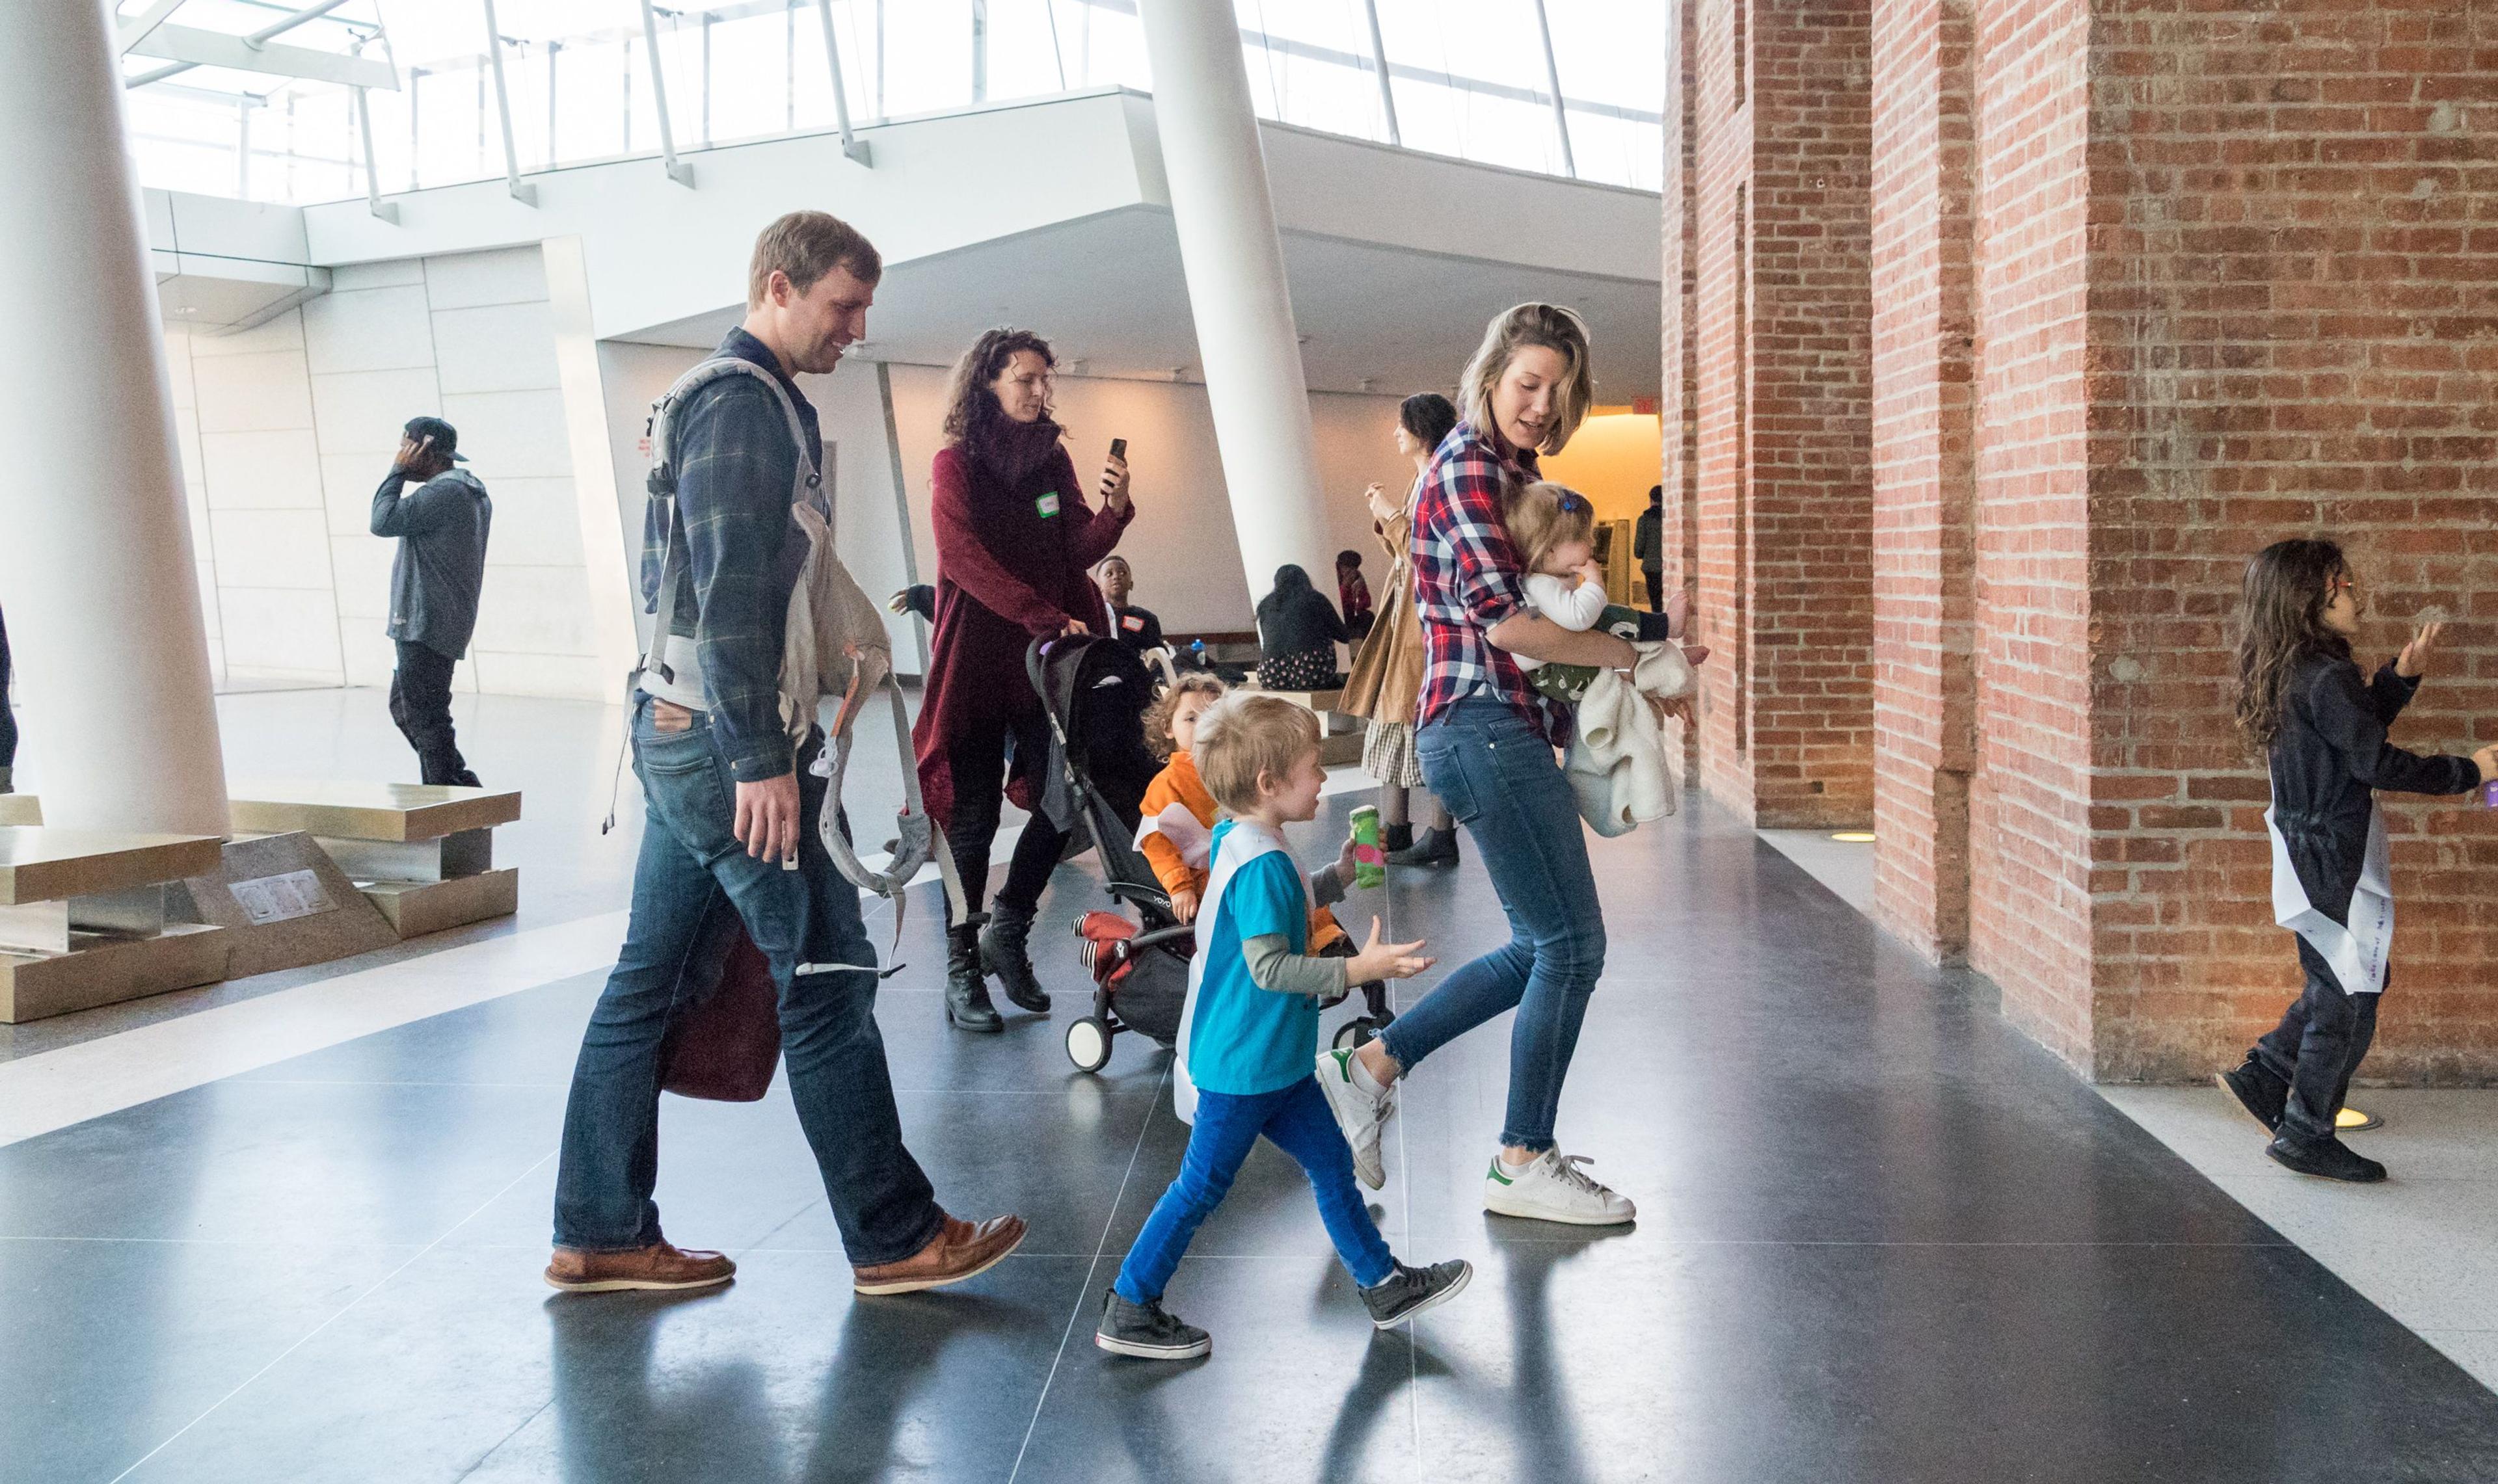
[1691,0,1880,830]
[1869,0,1979,959]
[2082,0,2498,1080]
[1662,0,1702,784]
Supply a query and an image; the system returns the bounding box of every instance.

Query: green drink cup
[1350,804,1386,889]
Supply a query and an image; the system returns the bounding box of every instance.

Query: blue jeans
[552,695,942,1266]
[1378,696,1605,1153]
[1114,1076,1394,1303]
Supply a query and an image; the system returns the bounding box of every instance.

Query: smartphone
[1108,438,1127,461]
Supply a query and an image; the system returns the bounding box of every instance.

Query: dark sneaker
[1094,1290,1213,1359]
[2216,1058,2288,1133]
[2266,1135,2387,1184]
[1360,1259,1473,1329]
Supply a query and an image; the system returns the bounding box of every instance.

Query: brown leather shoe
[851,1212,1028,1295]
[544,1241,736,1294]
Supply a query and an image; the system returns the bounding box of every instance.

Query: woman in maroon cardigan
[913,328,1133,1031]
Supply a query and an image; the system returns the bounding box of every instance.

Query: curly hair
[941,327,1058,455]
[2233,537,2352,757]
[1143,672,1227,761]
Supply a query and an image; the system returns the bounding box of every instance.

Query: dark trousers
[552,697,941,1264]
[388,639,477,787]
[944,706,1066,919]
[1642,570,1664,613]
[2252,938,2381,1146]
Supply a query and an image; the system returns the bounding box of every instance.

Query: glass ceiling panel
[113,0,1665,207]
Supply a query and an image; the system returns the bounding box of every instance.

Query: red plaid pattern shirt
[1410,421,1572,745]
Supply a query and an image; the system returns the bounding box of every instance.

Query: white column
[0,7,228,835]
[1134,0,1332,603]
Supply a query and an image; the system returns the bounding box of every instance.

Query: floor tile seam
[1005,1061,1174,1484]
[0,1234,435,1249]
[100,1146,559,1484]
[450,1396,559,1483]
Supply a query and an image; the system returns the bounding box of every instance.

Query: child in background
[1096,695,1467,1360]
[2218,538,2498,1183]
[1337,549,1376,643]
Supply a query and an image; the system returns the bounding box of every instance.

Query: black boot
[2266,1133,2385,1184]
[1381,821,1414,855]
[981,901,1053,1013]
[945,921,1002,1032]
[2215,1056,2288,1133]
[1385,826,1458,868]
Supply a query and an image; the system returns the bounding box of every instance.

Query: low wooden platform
[0,828,226,907]
[0,825,232,1023]
[227,782,522,842]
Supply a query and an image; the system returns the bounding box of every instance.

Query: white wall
[168,245,611,699]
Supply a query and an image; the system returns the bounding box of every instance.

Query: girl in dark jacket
[2218,538,2497,1182]
[1254,565,1347,691]
[913,328,1133,1031]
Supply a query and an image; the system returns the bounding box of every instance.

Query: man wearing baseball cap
[371,416,492,786]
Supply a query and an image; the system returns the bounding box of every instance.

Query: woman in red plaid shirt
[1316,304,1687,1226]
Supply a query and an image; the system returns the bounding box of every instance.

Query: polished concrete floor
[8,692,2498,1481]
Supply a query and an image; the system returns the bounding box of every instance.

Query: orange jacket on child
[1139,749,1347,952]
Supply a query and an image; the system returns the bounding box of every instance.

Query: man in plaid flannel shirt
[549,211,1027,1302]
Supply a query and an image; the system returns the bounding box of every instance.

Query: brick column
[2081,0,2498,1080]
[1869,0,1978,961]
[1691,0,1879,829]
[1661,0,1701,784]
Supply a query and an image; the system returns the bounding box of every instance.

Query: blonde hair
[1458,302,1594,456]
[1506,481,1598,575]
[1143,672,1227,761]
[746,210,882,309]
[1192,693,1323,814]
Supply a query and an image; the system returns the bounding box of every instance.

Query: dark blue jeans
[552,695,941,1266]
[1378,696,1605,1153]
[1115,1076,1394,1303]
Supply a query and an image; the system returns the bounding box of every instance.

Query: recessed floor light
[2339,1106,2383,1133]
[1829,831,1875,843]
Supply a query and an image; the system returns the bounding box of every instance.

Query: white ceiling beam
[116,0,191,54]
[126,23,397,91]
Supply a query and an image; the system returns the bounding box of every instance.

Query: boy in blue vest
[1095,693,1471,1360]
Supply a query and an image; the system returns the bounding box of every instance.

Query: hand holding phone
[1101,436,1131,510]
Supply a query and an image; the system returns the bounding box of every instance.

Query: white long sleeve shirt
[1516,571,1609,672]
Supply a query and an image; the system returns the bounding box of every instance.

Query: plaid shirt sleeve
[1410,427,1569,743]
[673,378,799,782]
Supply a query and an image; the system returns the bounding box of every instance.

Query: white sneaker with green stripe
[1315,1048,1393,1190]
[1483,1149,1636,1225]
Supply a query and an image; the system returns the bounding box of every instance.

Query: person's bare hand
[2398,620,2445,679]
[1061,616,1092,638]
[2473,742,2498,784]
[1101,452,1132,511]
[391,433,431,474]
[1336,834,1361,881]
[1576,559,1605,589]
[1170,887,1200,924]
[1646,691,1695,728]
[734,772,802,862]
[1345,916,1433,983]
[1363,481,1396,523]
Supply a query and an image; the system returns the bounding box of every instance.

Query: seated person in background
[1336,550,1375,644]
[1252,564,1348,691]
[1095,555,1165,660]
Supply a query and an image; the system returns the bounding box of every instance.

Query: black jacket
[372,468,491,660]
[2269,650,2477,921]
[1254,565,1346,661]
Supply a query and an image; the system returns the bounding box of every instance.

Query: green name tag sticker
[1036,491,1062,518]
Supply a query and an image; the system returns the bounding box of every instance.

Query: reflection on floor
[8,757,2497,1479]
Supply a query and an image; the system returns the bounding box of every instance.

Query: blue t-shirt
[1185,824,1319,1098]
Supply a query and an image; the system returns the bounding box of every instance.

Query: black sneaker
[1360,1259,1473,1329]
[2266,1134,2387,1184]
[2215,1058,2287,1133]
[1094,1289,1212,1360]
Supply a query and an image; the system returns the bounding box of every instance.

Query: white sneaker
[1316,1048,1394,1190]
[1482,1150,1636,1225]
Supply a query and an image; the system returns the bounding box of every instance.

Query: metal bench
[0,827,229,1022]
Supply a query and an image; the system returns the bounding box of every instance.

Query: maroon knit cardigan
[911,441,1133,828]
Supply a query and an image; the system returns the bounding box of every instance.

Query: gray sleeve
[1242,933,1349,1001]
[1307,863,1347,908]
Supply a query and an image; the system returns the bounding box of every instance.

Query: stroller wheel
[1332,1019,1376,1052]
[1066,1016,1114,1074]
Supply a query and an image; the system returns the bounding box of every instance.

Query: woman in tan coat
[1341,392,1460,866]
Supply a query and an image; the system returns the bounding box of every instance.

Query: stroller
[1026,633,1192,1072]
[1027,635,1395,1072]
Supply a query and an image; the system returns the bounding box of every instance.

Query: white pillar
[0,7,228,836]
[1134,0,1333,605]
